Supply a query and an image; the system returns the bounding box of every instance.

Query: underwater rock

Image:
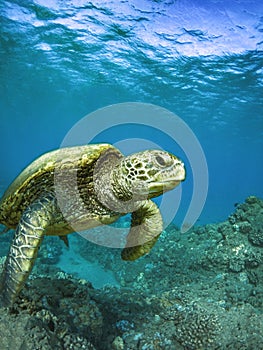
[248,229,263,247]
[238,221,253,234]
[0,196,262,349]
[112,336,124,350]
[0,274,100,350]
[63,335,96,349]
[230,197,263,247]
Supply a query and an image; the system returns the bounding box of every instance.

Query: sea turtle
[0,144,185,307]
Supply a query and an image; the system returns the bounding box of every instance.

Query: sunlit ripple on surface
[1,1,263,130]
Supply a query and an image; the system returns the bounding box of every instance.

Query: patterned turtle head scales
[110,150,185,202]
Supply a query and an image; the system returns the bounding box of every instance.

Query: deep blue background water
[0,0,263,226]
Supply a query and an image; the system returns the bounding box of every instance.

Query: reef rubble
[0,196,262,349]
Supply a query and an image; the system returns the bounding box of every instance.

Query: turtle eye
[155,155,166,166]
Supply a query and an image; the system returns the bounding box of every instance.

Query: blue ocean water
[0,0,263,226]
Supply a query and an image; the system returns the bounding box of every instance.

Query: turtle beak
[148,161,186,197]
[174,161,186,182]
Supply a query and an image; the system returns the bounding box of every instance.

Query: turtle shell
[0,144,120,229]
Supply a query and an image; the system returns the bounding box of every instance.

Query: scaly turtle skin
[0,144,185,307]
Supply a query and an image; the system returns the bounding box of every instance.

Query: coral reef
[0,196,262,349]
[163,303,221,349]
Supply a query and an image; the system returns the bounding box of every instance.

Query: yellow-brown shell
[0,144,118,229]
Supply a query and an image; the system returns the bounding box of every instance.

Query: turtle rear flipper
[0,194,56,307]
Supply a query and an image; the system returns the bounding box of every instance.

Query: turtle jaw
[147,165,186,198]
[148,180,181,198]
[149,179,181,192]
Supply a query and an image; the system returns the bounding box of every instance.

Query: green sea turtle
[0,144,185,307]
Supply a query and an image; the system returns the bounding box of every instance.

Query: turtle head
[111,150,185,201]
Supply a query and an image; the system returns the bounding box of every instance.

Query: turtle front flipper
[0,194,56,307]
[121,200,163,261]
